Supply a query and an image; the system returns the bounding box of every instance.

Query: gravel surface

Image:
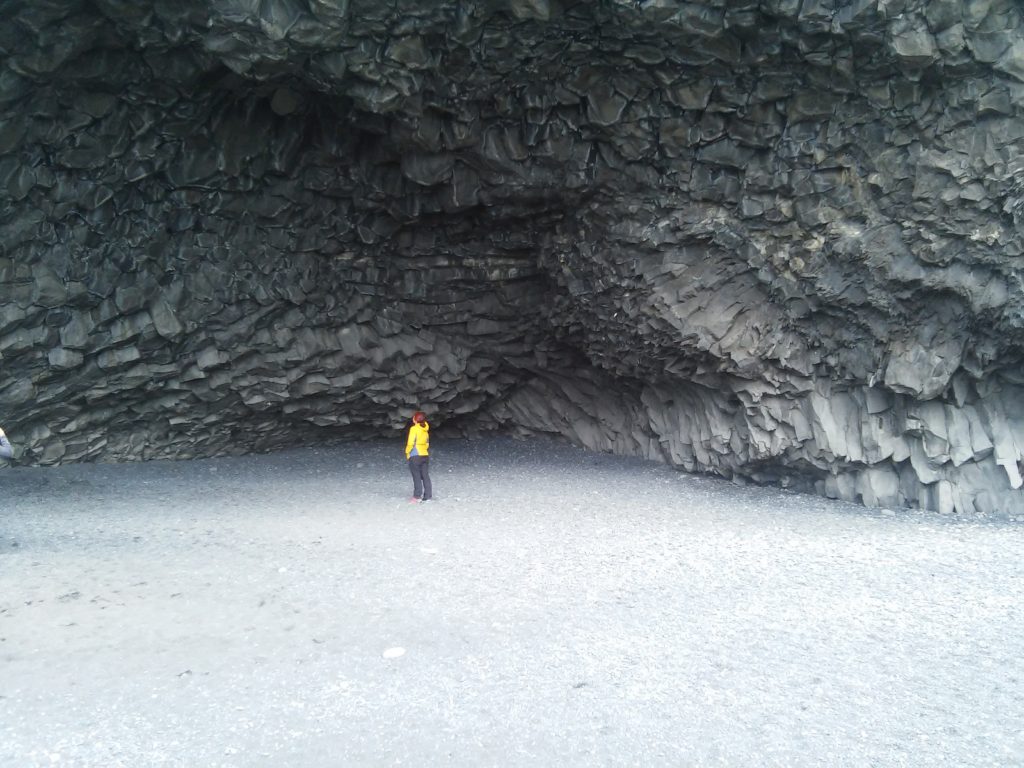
[2,437,1022,767]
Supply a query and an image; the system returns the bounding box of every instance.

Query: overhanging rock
[1,0,1022,516]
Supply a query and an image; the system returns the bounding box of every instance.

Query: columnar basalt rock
[1,0,1022,516]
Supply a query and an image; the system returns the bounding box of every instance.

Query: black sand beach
[3,438,1022,766]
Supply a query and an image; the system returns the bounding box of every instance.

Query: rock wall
[1,0,1022,516]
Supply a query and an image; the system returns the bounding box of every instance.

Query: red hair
[412,411,427,424]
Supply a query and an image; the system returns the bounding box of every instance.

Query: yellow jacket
[405,421,429,459]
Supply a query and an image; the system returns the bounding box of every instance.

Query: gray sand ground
[1,437,1022,767]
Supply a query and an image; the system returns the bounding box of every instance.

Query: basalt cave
[1,0,1023,516]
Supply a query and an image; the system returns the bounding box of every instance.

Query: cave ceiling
[1,0,1023,516]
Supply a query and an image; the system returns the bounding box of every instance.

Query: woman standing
[405,411,432,503]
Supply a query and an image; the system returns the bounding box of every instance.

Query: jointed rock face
[1,0,1023,516]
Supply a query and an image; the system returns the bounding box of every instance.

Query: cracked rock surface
[1,0,1023,516]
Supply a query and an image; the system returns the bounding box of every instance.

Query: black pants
[409,456,432,500]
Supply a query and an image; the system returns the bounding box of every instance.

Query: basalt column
[1,0,1022,517]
